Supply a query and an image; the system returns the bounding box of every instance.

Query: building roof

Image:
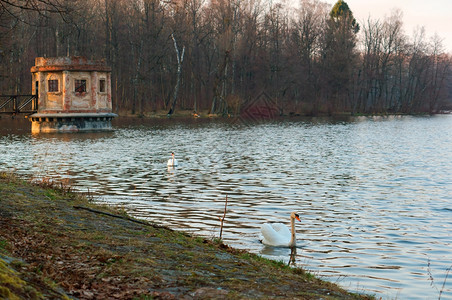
[31,56,111,73]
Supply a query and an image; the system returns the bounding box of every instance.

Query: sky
[325,0,452,53]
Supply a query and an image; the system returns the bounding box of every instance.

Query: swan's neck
[289,216,296,247]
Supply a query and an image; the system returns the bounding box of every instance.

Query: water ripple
[1,115,452,299]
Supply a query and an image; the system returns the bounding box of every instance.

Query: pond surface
[1,115,451,299]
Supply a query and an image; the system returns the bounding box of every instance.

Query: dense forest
[1,0,451,116]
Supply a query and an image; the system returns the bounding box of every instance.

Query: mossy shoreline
[0,172,373,299]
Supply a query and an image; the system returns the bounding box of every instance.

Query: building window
[75,79,87,93]
[99,79,106,93]
[48,79,59,92]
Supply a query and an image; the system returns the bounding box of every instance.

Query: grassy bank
[0,172,373,299]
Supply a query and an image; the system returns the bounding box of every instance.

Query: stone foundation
[30,113,117,133]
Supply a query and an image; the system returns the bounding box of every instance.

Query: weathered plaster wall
[46,72,63,110]
[70,71,91,110]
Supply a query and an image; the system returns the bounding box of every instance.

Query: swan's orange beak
[295,214,301,222]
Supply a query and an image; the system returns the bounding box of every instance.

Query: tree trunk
[168,33,185,116]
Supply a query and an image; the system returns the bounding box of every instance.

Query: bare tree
[0,0,69,23]
[425,35,452,113]
[168,32,185,115]
[208,0,236,115]
[289,0,328,114]
[1,0,450,115]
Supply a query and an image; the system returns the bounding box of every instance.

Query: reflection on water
[1,115,452,299]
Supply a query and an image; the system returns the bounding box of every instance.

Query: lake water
[1,115,451,299]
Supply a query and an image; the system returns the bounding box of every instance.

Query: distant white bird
[167,152,178,167]
[261,212,301,247]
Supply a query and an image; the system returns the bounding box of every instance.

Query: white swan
[167,152,178,167]
[261,212,301,247]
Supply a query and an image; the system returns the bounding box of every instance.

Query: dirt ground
[0,172,373,299]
